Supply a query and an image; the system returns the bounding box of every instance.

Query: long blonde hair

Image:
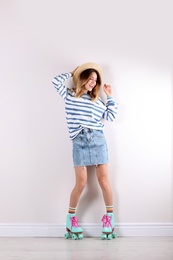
[72,69,102,101]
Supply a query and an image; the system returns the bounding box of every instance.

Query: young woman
[52,62,118,240]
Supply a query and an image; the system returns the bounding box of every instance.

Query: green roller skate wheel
[112,232,117,239]
[72,233,78,240]
[78,234,83,240]
[107,234,113,240]
[101,233,107,240]
[64,232,70,239]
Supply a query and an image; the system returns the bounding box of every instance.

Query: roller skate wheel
[78,234,83,240]
[107,234,113,240]
[64,232,70,239]
[112,232,117,239]
[72,233,78,240]
[101,233,107,240]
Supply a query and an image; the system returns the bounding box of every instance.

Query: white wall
[0,0,172,236]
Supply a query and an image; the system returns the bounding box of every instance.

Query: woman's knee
[77,182,86,193]
[98,176,110,190]
[75,166,87,193]
[96,164,110,190]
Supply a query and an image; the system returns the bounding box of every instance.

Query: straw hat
[73,62,102,85]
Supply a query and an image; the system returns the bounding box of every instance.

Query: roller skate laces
[101,214,117,240]
[102,214,112,228]
[71,216,79,229]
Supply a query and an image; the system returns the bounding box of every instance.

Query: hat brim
[73,62,102,85]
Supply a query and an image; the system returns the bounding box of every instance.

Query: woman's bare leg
[96,164,113,206]
[69,166,87,208]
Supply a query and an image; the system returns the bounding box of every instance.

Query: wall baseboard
[0,223,173,237]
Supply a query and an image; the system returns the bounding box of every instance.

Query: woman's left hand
[103,84,112,97]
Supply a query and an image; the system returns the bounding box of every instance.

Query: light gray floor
[0,237,173,260]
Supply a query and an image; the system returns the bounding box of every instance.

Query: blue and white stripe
[52,72,118,140]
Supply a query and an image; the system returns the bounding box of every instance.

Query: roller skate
[101,213,117,240]
[64,214,83,240]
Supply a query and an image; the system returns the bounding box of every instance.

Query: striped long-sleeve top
[52,72,118,140]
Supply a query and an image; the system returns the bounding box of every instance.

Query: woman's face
[83,72,97,93]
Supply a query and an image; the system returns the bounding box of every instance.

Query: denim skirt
[72,128,108,167]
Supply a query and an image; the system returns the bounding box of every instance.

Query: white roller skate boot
[101,213,117,240]
[64,214,83,240]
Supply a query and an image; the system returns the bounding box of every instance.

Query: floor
[0,237,173,260]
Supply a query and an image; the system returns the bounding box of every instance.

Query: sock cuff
[68,207,76,214]
[106,206,113,213]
